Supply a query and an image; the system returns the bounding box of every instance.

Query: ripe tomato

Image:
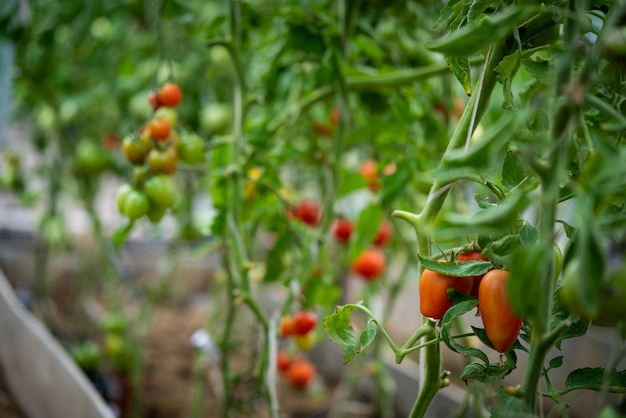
[373,220,392,247]
[157,83,183,107]
[294,332,316,351]
[286,359,316,389]
[332,217,354,244]
[148,91,162,110]
[293,311,317,335]
[419,267,473,319]
[122,133,152,165]
[147,146,177,174]
[478,269,523,353]
[279,315,296,338]
[359,160,380,192]
[144,174,176,208]
[297,199,321,226]
[123,189,150,221]
[277,350,291,373]
[457,250,490,296]
[178,132,205,164]
[149,118,171,141]
[352,248,386,281]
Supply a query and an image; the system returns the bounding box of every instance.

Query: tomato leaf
[418,255,492,277]
[381,159,412,207]
[440,299,489,365]
[482,234,522,267]
[501,151,529,191]
[460,360,518,385]
[508,241,551,323]
[518,222,538,248]
[565,368,626,393]
[303,281,341,309]
[349,204,383,262]
[263,230,289,282]
[446,54,472,96]
[112,221,134,251]
[323,304,359,364]
[490,387,535,417]
[547,356,564,371]
[358,325,376,354]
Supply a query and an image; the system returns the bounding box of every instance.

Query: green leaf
[349,204,383,261]
[358,326,377,354]
[482,234,522,267]
[112,221,134,251]
[446,54,472,95]
[565,368,626,393]
[460,360,518,385]
[263,231,289,282]
[323,305,360,364]
[303,281,341,309]
[418,255,492,277]
[518,222,538,247]
[547,355,564,371]
[490,387,535,417]
[508,241,551,323]
[556,220,576,239]
[501,151,529,191]
[440,299,489,365]
[381,159,412,207]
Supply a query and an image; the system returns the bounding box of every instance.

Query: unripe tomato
[478,269,522,353]
[359,159,380,192]
[199,103,232,134]
[148,118,171,141]
[146,204,167,224]
[352,248,386,281]
[286,359,316,389]
[332,217,354,244]
[132,165,149,188]
[373,220,392,247]
[154,106,178,127]
[147,146,177,174]
[116,184,133,215]
[277,350,291,373]
[122,133,152,165]
[156,82,183,107]
[144,174,176,208]
[293,311,317,335]
[177,132,206,164]
[123,189,150,221]
[457,250,490,297]
[419,266,473,319]
[294,332,316,351]
[296,199,321,226]
[74,139,110,175]
[279,315,296,338]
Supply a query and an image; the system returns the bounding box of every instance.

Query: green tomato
[553,243,563,282]
[154,106,178,128]
[116,183,133,215]
[199,103,232,134]
[123,189,150,221]
[146,204,167,223]
[75,139,110,175]
[178,132,206,164]
[144,174,176,208]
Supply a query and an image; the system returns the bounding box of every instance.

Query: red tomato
[148,119,171,141]
[352,248,386,281]
[478,269,523,353]
[279,315,296,338]
[297,199,321,226]
[286,359,316,389]
[359,160,380,192]
[148,91,162,110]
[277,350,291,373]
[373,220,392,247]
[457,250,490,296]
[293,311,317,335]
[147,146,177,174]
[419,266,473,319]
[332,218,354,244]
[157,83,183,107]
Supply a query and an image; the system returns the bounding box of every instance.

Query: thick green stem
[408,319,441,418]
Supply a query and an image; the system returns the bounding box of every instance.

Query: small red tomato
[157,82,183,107]
[359,160,380,192]
[352,248,386,281]
[457,250,490,296]
[373,220,392,247]
[286,359,316,389]
[332,218,354,244]
[293,311,317,335]
[279,315,296,338]
[419,266,473,320]
[478,269,523,353]
[297,199,321,226]
[277,350,291,373]
[149,119,171,141]
[148,91,162,110]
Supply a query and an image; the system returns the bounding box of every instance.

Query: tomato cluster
[419,251,522,353]
[117,83,206,223]
[276,350,317,389]
[277,311,318,389]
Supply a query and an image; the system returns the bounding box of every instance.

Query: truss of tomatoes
[117,83,207,223]
[277,310,318,389]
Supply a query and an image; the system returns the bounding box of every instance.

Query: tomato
[419,266,473,319]
[123,189,150,221]
[148,91,162,111]
[382,162,397,176]
[373,220,392,247]
[178,132,206,164]
[147,146,177,174]
[149,118,171,141]
[277,350,291,373]
[75,139,110,175]
[293,311,317,335]
[286,359,316,389]
[116,183,133,215]
[154,106,178,127]
[332,217,354,244]
[352,248,386,281]
[294,332,316,351]
[478,269,523,353]
[157,82,183,107]
[146,204,167,223]
[199,103,232,134]
[553,243,563,282]
[279,315,296,338]
[144,174,176,208]
[359,160,380,192]
[132,165,149,188]
[122,133,152,165]
[457,250,490,297]
[296,199,321,226]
